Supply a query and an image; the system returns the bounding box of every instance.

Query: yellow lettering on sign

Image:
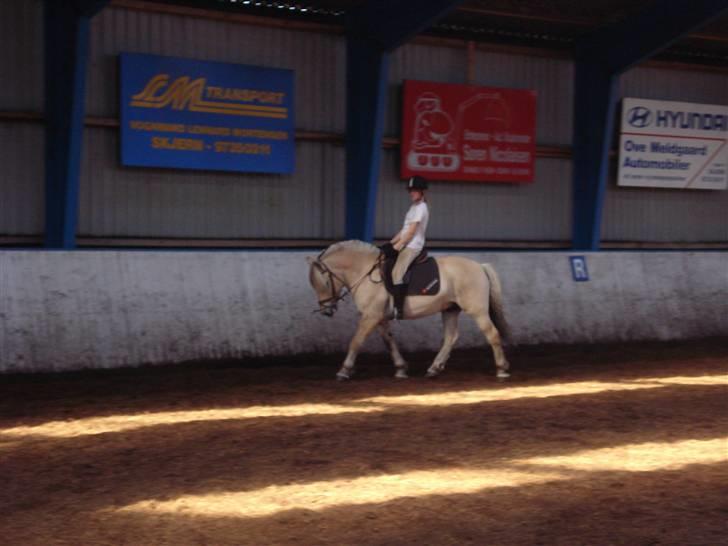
[232,128,288,140]
[131,74,289,119]
[131,120,186,133]
[187,125,231,136]
[214,141,272,155]
[151,136,204,151]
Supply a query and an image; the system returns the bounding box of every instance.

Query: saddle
[379,244,441,297]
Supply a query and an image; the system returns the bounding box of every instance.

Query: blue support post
[345,37,389,241]
[571,62,618,250]
[344,0,465,242]
[571,0,728,250]
[44,1,108,249]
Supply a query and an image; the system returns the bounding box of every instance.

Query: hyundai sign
[120,53,295,173]
[618,98,727,190]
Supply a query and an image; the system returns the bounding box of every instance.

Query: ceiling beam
[347,0,466,52]
[71,0,111,17]
[576,0,728,73]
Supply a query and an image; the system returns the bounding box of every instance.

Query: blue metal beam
[44,0,109,249]
[344,1,463,242]
[71,0,110,18]
[571,62,618,250]
[348,0,466,52]
[344,37,389,242]
[577,0,728,74]
[571,0,728,250]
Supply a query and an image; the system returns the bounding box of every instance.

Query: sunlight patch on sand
[3,373,724,440]
[359,380,666,407]
[115,468,565,518]
[114,437,728,519]
[629,374,728,387]
[518,437,728,472]
[0,404,382,439]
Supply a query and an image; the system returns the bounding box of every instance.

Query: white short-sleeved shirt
[402,201,429,251]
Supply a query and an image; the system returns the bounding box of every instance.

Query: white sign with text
[618,98,727,190]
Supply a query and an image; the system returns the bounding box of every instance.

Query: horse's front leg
[336,316,380,381]
[379,322,408,379]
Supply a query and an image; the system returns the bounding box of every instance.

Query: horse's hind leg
[336,316,380,381]
[472,312,510,379]
[426,309,460,377]
[379,322,408,379]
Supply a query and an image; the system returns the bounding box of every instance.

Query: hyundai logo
[627,106,652,128]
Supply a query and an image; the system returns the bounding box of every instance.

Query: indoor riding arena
[1,1,727,545]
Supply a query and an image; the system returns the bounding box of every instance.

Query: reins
[312,250,383,316]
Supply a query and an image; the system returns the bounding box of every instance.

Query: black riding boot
[393,284,407,320]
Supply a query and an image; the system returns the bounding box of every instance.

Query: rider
[390,175,429,320]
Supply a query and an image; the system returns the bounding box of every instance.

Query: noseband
[311,252,348,316]
[311,250,383,317]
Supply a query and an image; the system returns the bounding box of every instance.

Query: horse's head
[307,255,345,317]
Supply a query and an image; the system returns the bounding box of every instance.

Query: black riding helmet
[407,175,429,191]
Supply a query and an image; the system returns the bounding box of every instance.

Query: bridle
[311,249,382,317]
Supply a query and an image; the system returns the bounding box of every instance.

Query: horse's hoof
[336,373,351,381]
[496,371,510,381]
[425,370,440,378]
[394,371,408,380]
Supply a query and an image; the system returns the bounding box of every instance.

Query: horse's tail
[481,263,512,345]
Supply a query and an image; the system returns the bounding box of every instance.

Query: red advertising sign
[401,80,537,182]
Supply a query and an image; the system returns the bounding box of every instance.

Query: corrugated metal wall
[86,7,346,131]
[78,128,345,238]
[377,47,574,240]
[376,153,572,241]
[0,0,43,112]
[80,5,346,239]
[601,67,728,242]
[0,123,44,235]
[0,0,726,243]
[0,0,44,236]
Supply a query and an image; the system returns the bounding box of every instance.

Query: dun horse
[308,240,511,380]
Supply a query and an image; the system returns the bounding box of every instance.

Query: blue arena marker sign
[569,256,590,282]
[120,53,295,174]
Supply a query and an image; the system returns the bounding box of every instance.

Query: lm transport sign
[618,98,727,190]
[401,80,537,183]
[120,53,295,173]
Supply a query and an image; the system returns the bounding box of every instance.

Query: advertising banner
[400,80,536,182]
[120,53,295,173]
[618,98,727,190]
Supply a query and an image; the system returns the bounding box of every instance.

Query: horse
[307,240,511,381]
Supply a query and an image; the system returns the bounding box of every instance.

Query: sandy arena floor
[1,338,727,545]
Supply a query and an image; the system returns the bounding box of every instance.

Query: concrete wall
[1,251,726,373]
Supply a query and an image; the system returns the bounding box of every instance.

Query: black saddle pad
[383,254,440,296]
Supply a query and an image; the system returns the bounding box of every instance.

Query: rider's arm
[394,222,419,251]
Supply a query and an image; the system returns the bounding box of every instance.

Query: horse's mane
[321,240,379,259]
